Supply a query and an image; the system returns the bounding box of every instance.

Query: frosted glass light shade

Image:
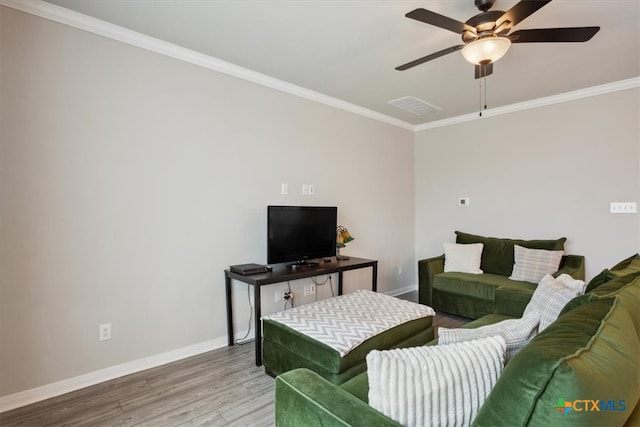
[461,37,511,65]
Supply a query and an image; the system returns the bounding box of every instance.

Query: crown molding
[0,0,415,131]
[1,0,638,134]
[415,77,640,132]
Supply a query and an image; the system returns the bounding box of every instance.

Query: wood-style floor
[0,292,469,427]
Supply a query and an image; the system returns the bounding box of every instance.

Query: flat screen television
[267,205,337,267]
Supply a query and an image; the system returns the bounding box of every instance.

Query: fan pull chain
[484,77,488,111]
[479,78,483,117]
[478,73,488,117]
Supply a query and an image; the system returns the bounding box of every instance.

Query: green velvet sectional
[419,231,586,319]
[274,258,640,426]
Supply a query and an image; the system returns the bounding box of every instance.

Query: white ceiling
[41,0,640,126]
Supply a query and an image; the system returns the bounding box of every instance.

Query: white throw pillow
[367,336,506,427]
[438,310,540,361]
[523,273,586,331]
[444,242,484,274]
[509,245,563,283]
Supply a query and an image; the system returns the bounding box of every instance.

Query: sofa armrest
[418,254,445,307]
[275,368,401,427]
[553,255,585,280]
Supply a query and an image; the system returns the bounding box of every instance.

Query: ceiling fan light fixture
[461,36,511,65]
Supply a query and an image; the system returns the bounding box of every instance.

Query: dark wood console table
[225,256,378,366]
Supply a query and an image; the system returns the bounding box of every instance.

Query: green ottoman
[262,290,435,385]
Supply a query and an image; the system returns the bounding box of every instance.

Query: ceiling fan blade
[509,27,600,43]
[406,8,476,35]
[497,0,551,29]
[475,63,494,79]
[396,45,464,71]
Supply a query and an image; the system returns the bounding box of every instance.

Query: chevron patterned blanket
[262,290,435,357]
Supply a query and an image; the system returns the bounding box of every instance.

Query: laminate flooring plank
[177,411,228,427]
[241,372,275,396]
[224,401,275,427]
[128,383,251,427]
[173,345,253,370]
[0,380,149,426]
[146,354,255,390]
[106,377,257,426]
[119,362,261,414]
[217,388,275,425]
[43,401,123,427]
[432,313,470,335]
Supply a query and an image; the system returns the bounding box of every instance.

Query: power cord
[312,275,331,301]
[328,275,335,297]
[284,281,294,310]
[235,283,254,345]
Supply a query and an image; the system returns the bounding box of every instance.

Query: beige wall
[0,6,415,397]
[415,88,640,279]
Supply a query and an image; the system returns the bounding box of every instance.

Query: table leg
[372,263,378,292]
[337,271,343,295]
[225,272,234,347]
[254,284,262,366]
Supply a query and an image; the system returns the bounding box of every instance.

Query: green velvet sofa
[419,231,586,319]
[275,265,640,426]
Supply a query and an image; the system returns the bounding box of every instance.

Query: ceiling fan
[396,0,600,79]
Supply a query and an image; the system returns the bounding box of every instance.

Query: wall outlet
[275,290,284,302]
[275,290,292,302]
[610,202,637,213]
[304,284,316,296]
[99,323,112,341]
[302,184,309,196]
[458,197,470,206]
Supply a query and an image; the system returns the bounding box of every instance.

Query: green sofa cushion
[585,254,640,293]
[611,257,640,277]
[455,231,566,276]
[610,253,640,272]
[340,370,370,403]
[573,268,640,315]
[433,272,536,301]
[585,268,616,293]
[473,276,640,426]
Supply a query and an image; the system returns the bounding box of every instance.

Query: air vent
[388,96,441,116]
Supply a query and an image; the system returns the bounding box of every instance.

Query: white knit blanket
[262,290,435,357]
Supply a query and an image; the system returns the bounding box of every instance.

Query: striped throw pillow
[524,273,586,331]
[367,336,506,427]
[509,245,563,283]
[438,310,540,361]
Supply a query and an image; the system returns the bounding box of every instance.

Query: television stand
[225,256,378,366]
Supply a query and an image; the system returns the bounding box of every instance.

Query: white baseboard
[384,284,418,297]
[0,331,252,413]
